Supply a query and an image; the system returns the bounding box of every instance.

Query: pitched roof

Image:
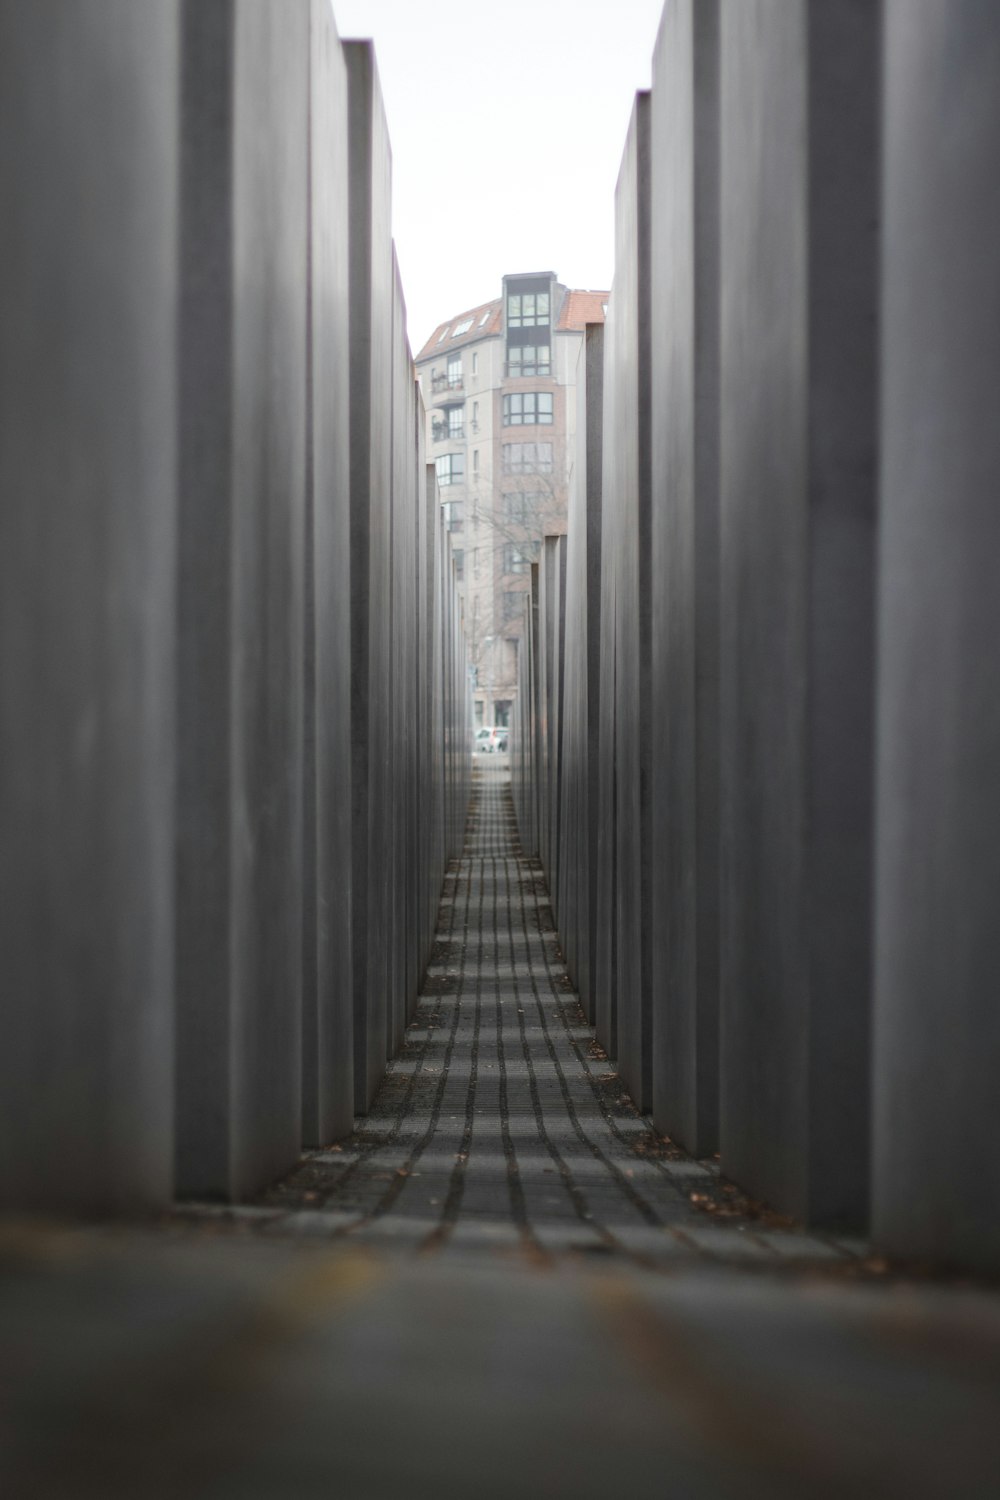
[556,290,610,331]
[415,300,502,362]
[416,285,610,362]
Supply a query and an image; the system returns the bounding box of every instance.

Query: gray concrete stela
[4,766,1000,1499]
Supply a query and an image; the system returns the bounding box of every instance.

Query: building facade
[415,272,606,728]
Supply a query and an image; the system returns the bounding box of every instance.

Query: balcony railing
[503,363,551,379]
[432,422,465,443]
[431,372,464,394]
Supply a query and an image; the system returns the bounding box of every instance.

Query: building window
[442,499,464,532]
[453,548,464,580]
[451,317,473,338]
[505,492,527,525]
[504,490,545,524]
[472,400,479,430]
[503,392,553,427]
[503,544,531,576]
[472,352,478,376]
[502,442,553,475]
[507,291,550,329]
[473,449,479,472]
[507,344,550,377]
[436,452,465,487]
[447,353,462,388]
[503,589,526,622]
[448,405,464,439]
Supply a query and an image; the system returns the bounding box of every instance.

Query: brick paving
[10,769,1000,1500]
[250,762,860,1268]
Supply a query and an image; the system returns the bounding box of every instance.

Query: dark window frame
[502,391,553,427]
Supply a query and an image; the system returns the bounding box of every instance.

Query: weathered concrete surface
[551,536,568,919]
[873,0,1000,1272]
[594,324,619,1060]
[580,329,606,1023]
[346,41,394,1111]
[609,94,653,1111]
[557,326,604,1021]
[538,535,566,909]
[419,459,448,959]
[650,0,721,1159]
[718,0,879,1227]
[510,614,537,860]
[0,1,180,1211]
[9,1226,1000,1500]
[511,562,542,860]
[388,255,417,1057]
[303,0,353,1146]
[175,0,309,1200]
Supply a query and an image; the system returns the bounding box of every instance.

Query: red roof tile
[416,286,608,362]
[556,290,609,331]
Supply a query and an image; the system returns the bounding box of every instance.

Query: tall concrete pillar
[407,376,425,1015]
[873,0,1000,1271]
[718,0,880,1227]
[581,326,605,1019]
[594,326,619,1059]
[538,535,567,910]
[389,256,418,1057]
[530,562,543,860]
[0,1,180,1211]
[421,460,446,949]
[175,0,309,1199]
[345,41,394,1111]
[538,537,556,882]
[650,0,721,1157]
[303,0,353,1146]
[557,327,604,1019]
[610,94,653,1111]
[551,536,568,917]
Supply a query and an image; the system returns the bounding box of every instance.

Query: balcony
[431,371,464,395]
[432,421,465,444]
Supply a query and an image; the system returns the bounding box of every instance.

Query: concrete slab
[303,0,354,1146]
[718,0,880,1227]
[175,0,309,1200]
[0,1,180,1211]
[609,94,653,1111]
[873,0,1000,1273]
[649,0,721,1158]
[345,41,394,1111]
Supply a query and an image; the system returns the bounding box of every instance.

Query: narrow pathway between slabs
[255,761,860,1268]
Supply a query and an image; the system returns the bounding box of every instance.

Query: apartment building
[415,272,606,728]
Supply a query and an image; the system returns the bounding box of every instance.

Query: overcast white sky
[331,0,666,352]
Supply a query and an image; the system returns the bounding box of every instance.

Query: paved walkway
[251,762,859,1268]
[5,764,1000,1498]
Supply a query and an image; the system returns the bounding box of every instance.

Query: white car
[475,726,508,753]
